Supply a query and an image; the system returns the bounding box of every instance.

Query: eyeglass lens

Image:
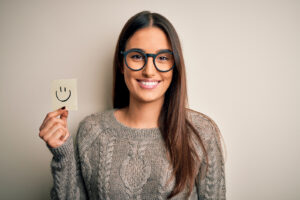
[126,51,174,71]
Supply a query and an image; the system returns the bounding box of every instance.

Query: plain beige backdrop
[0,0,299,199]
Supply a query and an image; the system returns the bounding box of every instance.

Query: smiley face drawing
[55,86,71,102]
[52,79,78,111]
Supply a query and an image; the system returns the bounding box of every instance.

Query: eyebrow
[127,48,172,53]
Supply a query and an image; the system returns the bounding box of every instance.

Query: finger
[52,127,68,141]
[44,106,66,122]
[39,120,65,139]
[39,107,66,131]
[41,107,66,129]
[60,109,69,122]
[61,130,70,142]
[48,129,69,147]
[47,129,67,148]
[41,123,65,142]
[40,118,67,135]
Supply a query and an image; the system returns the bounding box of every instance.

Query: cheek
[123,69,135,90]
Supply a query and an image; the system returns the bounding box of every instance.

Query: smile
[137,80,160,89]
[56,88,72,102]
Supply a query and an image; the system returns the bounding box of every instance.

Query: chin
[133,93,164,104]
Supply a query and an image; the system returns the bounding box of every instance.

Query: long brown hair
[113,11,209,199]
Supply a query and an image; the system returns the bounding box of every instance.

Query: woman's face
[123,27,173,104]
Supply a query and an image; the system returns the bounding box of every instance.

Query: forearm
[48,136,88,200]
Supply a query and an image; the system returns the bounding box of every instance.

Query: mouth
[136,79,161,89]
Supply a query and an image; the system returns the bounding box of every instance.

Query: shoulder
[77,109,111,132]
[75,108,115,152]
[186,108,224,154]
[77,108,115,132]
[186,108,220,137]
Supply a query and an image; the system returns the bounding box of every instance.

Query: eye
[158,56,169,61]
[130,54,144,60]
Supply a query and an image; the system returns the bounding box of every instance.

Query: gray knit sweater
[47,108,226,200]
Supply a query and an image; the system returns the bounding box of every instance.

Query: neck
[123,96,164,129]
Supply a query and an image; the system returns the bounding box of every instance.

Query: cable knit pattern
[120,140,151,200]
[158,156,175,200]
[98,134,116,200]
[47,108,226,200]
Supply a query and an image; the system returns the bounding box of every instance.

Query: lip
[137,79,161,82]
[137,79,161,89]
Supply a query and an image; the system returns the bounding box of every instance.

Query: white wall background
[0,0,299,199]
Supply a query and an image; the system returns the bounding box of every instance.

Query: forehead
[125,27,172,53]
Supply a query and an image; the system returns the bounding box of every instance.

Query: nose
[142,56,156,77]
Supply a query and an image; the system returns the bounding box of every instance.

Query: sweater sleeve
[195,120,226,200]
[47,125,88,200]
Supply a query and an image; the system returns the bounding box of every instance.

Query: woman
[39,11,226,200]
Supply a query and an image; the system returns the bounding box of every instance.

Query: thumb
[60,109,69,122]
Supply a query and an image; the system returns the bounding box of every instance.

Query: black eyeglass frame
[120,48,175,72]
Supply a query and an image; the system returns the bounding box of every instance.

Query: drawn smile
[55,86,72,102]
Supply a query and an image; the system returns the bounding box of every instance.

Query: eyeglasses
[120,48,175,72]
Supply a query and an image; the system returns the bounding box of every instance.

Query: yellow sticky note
[51,79,78,111]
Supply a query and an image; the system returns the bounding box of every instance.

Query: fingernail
[61,106,66,110]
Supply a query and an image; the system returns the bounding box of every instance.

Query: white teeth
[140,81,159,86]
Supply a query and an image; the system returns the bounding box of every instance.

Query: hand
[39,107,70,148]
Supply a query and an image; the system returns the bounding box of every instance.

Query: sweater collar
[104,108,162,140]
